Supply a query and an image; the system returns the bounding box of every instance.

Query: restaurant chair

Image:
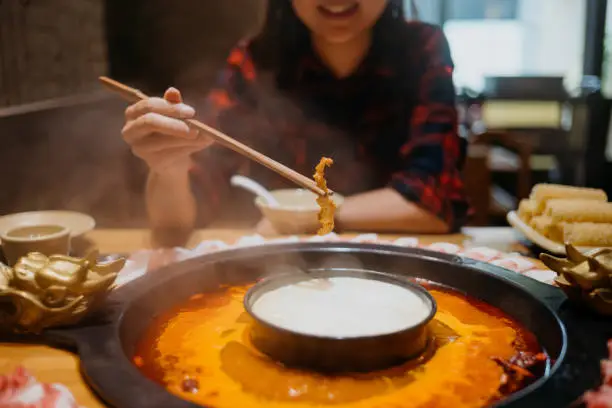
[462,130,534,225]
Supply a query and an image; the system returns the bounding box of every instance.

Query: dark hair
[250,0,408,88]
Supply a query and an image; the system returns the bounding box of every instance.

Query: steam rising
[4,0,376,230]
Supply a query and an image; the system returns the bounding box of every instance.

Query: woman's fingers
[122,87,213,173]
[164,87,183,104]
[125,97,195,121]
[122,112,195,143]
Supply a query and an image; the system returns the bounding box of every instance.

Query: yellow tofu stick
[518,199,537,223]
[548,222,565,243]
[562,223,612,247]
[530,216,555,238]
[530,184,607,213]
[545,199,612,224]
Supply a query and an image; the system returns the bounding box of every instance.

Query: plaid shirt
[190,21,468,230]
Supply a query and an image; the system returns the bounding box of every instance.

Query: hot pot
[42,242,611,408]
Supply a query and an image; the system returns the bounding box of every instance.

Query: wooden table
[0,227,529,407]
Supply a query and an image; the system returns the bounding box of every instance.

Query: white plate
[0,211,95,237]
[506,211,604,255]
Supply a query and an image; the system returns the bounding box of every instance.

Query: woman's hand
[122,87,212,174]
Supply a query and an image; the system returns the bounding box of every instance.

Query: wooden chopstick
[99,76,330,197]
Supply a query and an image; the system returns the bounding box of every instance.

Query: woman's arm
[146,45,257,245]
[338,25,468,234]
[336,188,449,233]
[147,164,198,247]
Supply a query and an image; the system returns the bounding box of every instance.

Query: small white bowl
[255,189,344,235]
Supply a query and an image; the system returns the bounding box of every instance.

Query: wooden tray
[506,211,604,255]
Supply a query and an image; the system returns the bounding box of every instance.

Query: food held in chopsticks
[313,157,335,235]
[517,184,612,247]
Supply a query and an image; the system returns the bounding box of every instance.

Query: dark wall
[0,97,262,227]
[105,0,263,95]
[0,0,107,107]
[0,1,265,227]
[0,97,146,226]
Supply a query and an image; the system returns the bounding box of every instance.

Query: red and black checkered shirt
[190,21,469,230]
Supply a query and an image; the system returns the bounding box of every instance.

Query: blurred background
[0,0,611,228]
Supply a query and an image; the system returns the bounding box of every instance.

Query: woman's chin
[314,27,367,45]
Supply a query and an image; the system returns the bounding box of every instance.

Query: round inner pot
[42,242,603,408]
[244,269,437,372]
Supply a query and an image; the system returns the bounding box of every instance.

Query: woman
[122,0,468,243]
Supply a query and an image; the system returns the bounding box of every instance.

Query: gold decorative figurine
[540,244,612,315]
[0,251,125,333]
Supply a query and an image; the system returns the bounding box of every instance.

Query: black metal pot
[244,268,437,373]
[38,242,612,408]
